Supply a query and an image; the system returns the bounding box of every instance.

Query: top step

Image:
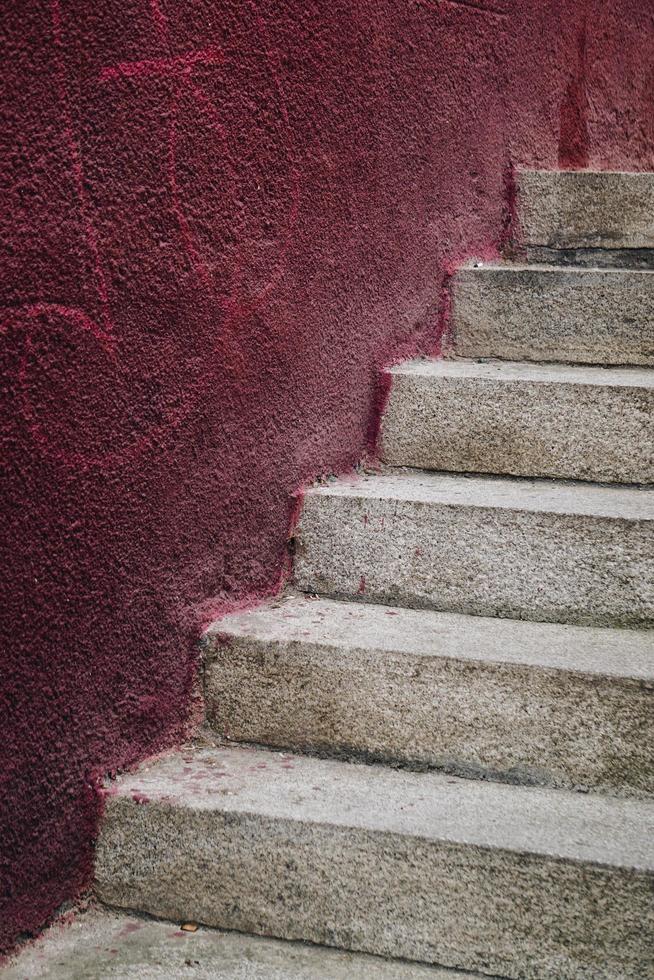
[518,170,654,251]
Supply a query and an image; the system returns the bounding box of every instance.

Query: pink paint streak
[558,11,591,169]
[99,48,225,83]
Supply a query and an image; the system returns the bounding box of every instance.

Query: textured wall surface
[1,0,652,953]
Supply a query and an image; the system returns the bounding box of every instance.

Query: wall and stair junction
[4,0,654,957]
[8,171,652,977]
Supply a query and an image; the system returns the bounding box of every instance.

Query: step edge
[301,473,654,521]
[516,168,654,179]
[205,630,654,683]
[384,358,654,388]
[203,603,654,682]
[455,262,654,276]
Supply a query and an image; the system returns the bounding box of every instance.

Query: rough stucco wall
[0,0,652,953]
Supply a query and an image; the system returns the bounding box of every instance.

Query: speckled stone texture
[95,745,654,980]
[204,595,654,796]
[518,170,654,249]
[450,265,654,365]
[294,472,654,628]
[3,907,459,980]
[380,358,654,483]
[514,246,654,269]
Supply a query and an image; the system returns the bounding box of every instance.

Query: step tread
[305,471,654,520]
[3,907,457,979]
[208,595,654,681]
[459,262,654,277]
[389,357,654,388]
[106,744,654,872]
[521,169,654,178]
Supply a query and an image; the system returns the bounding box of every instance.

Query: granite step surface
[293,471,654,628]
[450,264,654,366]
[2,906,467,979]
[204,594,654,796]
[381,358,654,483]
[95,744,654,979]
[517,169,654,251]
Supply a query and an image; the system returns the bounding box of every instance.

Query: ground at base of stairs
[2,906,485,980]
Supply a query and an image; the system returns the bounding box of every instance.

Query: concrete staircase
[95,171,654,979]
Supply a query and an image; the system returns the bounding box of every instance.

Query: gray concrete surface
[2,906,460,979]
[518,170,654,250]
[293,471,654,627]
[204,595,654,796]
[381,358,654,483]
[450,264,654,365]
[95,745,654,979]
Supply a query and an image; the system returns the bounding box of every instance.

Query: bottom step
[95,745,654,980]
[3,907,460,979]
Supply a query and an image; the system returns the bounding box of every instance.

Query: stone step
[204,595,654,797]
[517,170,654,251]
[293,472,654,627]
[450,264,654,366]
[4,906,460,979]
[511,246,654,271]
[95,744,654,979]
[380,358,654,484]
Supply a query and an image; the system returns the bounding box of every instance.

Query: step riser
[381,371,654,484]
[294,495,653,627]
[451,267,654,366]
[96,796,653,980]
[517,245,654,270]
[518,170,654,250]
[204,634,653,796]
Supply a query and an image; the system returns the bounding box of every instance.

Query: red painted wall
[1,0,652,952]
